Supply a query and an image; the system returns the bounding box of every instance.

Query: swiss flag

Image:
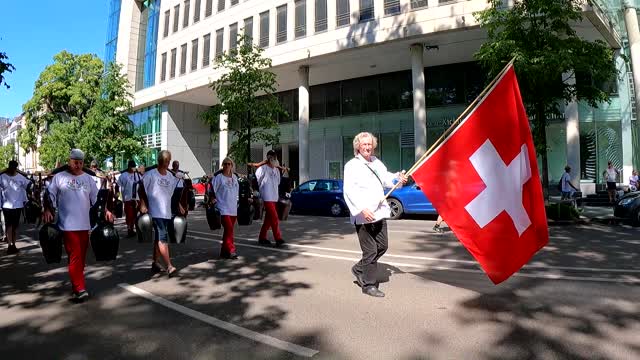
[411,64,548,284]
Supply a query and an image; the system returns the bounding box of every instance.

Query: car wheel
[330,202,344,217]
[387,198,403,220]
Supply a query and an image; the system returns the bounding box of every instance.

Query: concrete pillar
[219,113,228,165]
[411,44,427,161]
[624,3,640,182]
[298,65,310,184]
[564,73,581,188]
[281,144,290,168]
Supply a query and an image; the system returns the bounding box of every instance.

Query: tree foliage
[20,51,144,169]
[200,35,285,171]
[0,51,15,89]
[475,0,618,197]
[0,143,16,166]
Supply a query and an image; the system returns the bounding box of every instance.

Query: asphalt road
[1,209,639,360]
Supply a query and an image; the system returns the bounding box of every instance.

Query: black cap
[267,150,277,157]
[128,160,136,168]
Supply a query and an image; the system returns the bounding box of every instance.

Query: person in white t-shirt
[629,170,638,192]
[561,165,580,200]
[89,160,104,189]
[255,150,283,247]
[117,160,141,237]
[0,160,31,255]
[43,149,113,303]
[139,150,181,277]
[604,161,620,204]
[211,157,239,259]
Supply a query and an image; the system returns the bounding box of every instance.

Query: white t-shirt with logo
[0,173,30,209]
[118,171,141,202]
[606,167,618,182]
[255,165,281,202]
[143,169,179,219]
[213,173,239,216]
[48,172,98,231]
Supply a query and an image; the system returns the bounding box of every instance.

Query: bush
[545,203,580,221]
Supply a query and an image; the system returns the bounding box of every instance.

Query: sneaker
[275,239,285,248]
[362,285,385,298]
[258,239,272,246]
[73,290,89,303]
[433,225,444,233]
[7,244,18,255]
[229,252,239,260]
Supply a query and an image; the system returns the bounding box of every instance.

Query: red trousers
[63,231,89,293]
[124,200,138,230]
[259,201,281,241]
[221,215,237,254]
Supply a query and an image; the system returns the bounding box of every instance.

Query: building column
[281,144,290,168]
[219,113,228,166]
[564,73,581,188]
[411,44,427,161]
[624,3,640,182]
[298,66,310,184]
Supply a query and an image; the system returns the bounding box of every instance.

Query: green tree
[474,0,617,198]
[200,35,285,173]
[0,51,15,89]
[0,143,16,166]
[20,51,144,169]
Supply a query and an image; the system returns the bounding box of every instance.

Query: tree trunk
[246,125,251,175]
[536,104,549,201]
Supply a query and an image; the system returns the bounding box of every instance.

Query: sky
[0,1,109,119]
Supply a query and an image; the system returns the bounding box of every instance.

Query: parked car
[191,177,208,195]
[290,179,347,216]
[614,191,640,226]
[385,179,437,219]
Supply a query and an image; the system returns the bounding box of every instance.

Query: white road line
[118,283,319,358]
[186,235,640,284]
[188,230,640,273]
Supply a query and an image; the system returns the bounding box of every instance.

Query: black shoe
[127,229,136,237]
[7,244,18,255]
[362,286,385,298]
[275,239,285,248]
[258,239,272,246]
[351,266,364,287]
[72,290,89,303]
[229,253,239,260]
[433,225,444,233]
[151,262,164,274]
[167,266,178,278]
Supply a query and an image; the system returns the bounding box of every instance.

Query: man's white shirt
[256,165,280,202]
[143,169,179,219]
[343,154,400,225]
[0,173,30,209]
[48,172,98,231]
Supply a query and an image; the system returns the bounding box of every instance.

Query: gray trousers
[353,219,388,286]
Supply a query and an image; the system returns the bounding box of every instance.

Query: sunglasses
[222,163,232,166]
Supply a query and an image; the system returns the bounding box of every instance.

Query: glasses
[222,163,232,166]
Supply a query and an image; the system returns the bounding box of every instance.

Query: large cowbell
[136,213,154,243]
[237,176,254,226]
[206,205,221,230]
[39,223,62,264]
[169,215,187,243]
[91,223,120,261]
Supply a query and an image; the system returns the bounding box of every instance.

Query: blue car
[290,179,348,216]
[385,180,438,219]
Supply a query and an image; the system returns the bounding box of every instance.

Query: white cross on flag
[411,64,548,284]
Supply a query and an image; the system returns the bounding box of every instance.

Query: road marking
[186,235,640,284]
[118,283,319,358]
[188,230,640,273]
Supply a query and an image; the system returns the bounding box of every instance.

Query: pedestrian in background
[211,157,239,259]
[0,160,31,254]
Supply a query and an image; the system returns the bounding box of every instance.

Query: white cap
[70,149,85,160]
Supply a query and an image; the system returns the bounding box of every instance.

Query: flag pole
[381,57,517,201]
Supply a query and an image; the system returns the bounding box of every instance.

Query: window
[160,52,167,81]
[173,5,179,33]
[244,17,253,46]
[379,71,412,111]
[336,0,350,27]
[310,85,326,119]
[277,5,287,44]
[191,39,198,71]
[205,0,213,17]
[230,0,239,5]
[183,0,190,28]
[326,82,341,117]
[163,10,170,37]
[342,79,361,115]
[259,11,270,48]
[170,48,177,78]
[411,0,428,9]
[384,0,400,15]
[297,181,317,192]
[194,0,201,23]
[315,0,327,33]
[229,23,238,56]
[180,43,187,75]
[202,33,211,67]
[217,0,225,12]
[314,180,332,191]
[295,0,306,38]
[215,28,224,59]
[359,0,374,22]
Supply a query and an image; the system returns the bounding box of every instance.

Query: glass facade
[104,0,121,66]
[127,104,163,168]
[135,0,161,91]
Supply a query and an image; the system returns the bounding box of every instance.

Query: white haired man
[343,132,407,298]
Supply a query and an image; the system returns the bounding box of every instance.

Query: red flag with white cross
[411,63,548,284]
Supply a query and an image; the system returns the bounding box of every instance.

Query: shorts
[607,182,617,191]
[152,218,171,244]
[3,208,22,227]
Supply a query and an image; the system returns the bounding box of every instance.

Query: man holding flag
[343,132,407,298]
